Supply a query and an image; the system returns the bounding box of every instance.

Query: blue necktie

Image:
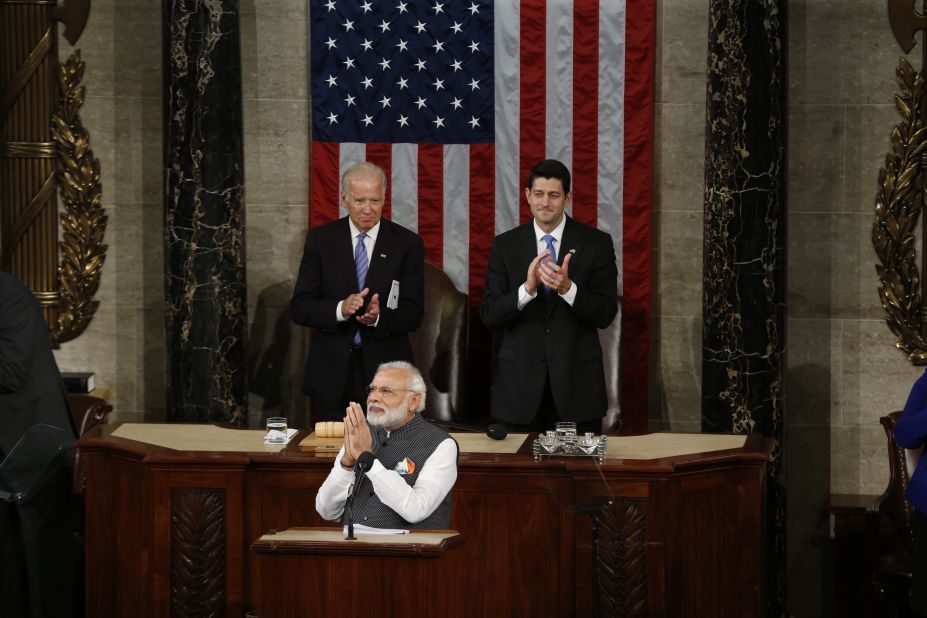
[542,234,557,295]
[354,232,368,344]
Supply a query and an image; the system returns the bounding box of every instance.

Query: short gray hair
[341,161,387,196]
[377,361,426,413]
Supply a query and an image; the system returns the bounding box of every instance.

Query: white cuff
[517,283,537,311]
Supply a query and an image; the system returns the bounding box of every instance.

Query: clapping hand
[341,288,369,318]
[356,293,380,326]
[538,252,572,294]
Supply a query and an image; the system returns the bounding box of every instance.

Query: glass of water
[265,417,288,444]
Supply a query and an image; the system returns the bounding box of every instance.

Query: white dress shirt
[336,219,381,324]
[315,437,458,525]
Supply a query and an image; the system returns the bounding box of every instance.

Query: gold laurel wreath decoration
[873,57,927,364]
[50,49,107,344]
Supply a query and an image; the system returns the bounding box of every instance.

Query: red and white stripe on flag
[309,0,654,433]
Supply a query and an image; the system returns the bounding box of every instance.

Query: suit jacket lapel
[338,217,361,294]
[518,222,537,278]
[559,216,579,268]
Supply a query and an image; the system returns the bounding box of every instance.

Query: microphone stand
[344,452,374,540]
[345,482,358,540]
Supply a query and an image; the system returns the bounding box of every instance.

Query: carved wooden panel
[171,488,226,618]
[590,498,647,618]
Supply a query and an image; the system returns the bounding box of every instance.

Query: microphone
[345,451,375,540]
[429,419,508,441]
[355,450,375,474]
[487,424,508,441]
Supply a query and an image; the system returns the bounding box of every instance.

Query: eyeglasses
[365,385,416,397]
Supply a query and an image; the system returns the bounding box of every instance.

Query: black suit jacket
[480,217,619,424]
[290,217,425,409]
[0,272,76,456]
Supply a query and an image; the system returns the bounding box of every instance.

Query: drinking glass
[265,417,288,444]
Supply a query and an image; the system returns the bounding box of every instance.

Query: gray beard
[366,401,409,429]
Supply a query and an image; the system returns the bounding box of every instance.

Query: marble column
[702,0,786,614]
[163,0,247,425]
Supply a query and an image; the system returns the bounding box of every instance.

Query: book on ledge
[61,372,94,393]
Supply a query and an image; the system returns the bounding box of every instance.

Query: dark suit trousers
[495,373,602,435]
[313,345,368,422]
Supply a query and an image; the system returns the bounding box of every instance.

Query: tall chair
[868,411,921,616]
[67,393,112,493]
[409,262,468,423]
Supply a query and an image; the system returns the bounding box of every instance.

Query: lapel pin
[569,248,576,254]
[380,253,387,258]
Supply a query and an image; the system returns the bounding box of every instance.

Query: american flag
[308,0,654,433]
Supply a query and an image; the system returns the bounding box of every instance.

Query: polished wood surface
[251,528,463,557]
[79,424,772,617]
[252,529,465,618]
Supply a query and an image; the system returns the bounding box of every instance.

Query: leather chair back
[409,262,468,422]
[68,394,112,494]
[599,313,621,434]
[868,411,918,613]
[876,411,916,544]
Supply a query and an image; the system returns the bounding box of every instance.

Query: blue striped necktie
[354,232,368,344]
[542,234,557,295]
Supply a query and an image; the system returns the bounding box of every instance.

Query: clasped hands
[525,251,573,295]
[340,287,380,325]
[340,401,373,468]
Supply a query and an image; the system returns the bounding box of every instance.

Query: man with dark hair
[316,361,457,529]
[0,271,78,617]
[480,159,619,434]
[291,162,425,422]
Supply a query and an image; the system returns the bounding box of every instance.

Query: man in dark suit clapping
[480,159,619,434]
[291,162,425,422]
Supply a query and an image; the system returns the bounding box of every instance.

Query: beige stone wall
[650,0,707,434]
[56,0,165,422]
[239,0,312,427]
[52,0,923,612]
[787,0,920,494]
[786,1,921,613]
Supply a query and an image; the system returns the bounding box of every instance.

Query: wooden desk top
[79,421,774,474]
[251,528,464,557]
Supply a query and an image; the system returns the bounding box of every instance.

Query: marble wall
[53,0,923,614]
